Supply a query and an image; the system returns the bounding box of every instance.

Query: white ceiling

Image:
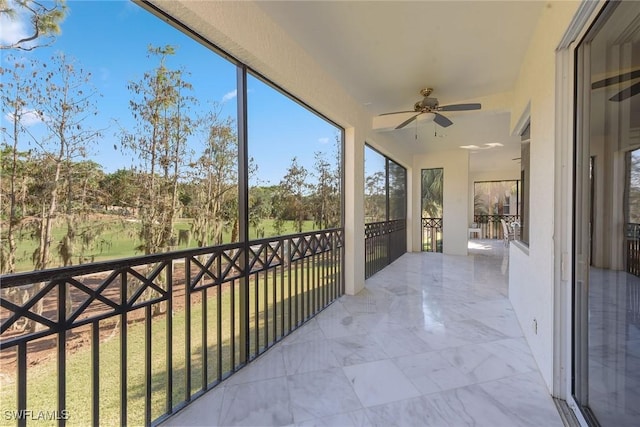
[256,1,545,114]
[256,1,546,169]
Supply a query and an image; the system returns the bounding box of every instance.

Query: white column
[344,127,365,295]
[405,165,414,252]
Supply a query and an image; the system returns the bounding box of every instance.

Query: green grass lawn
[9,217,317,273]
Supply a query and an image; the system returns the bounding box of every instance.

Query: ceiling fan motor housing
[416,97,439,111]
[380,87,481,129]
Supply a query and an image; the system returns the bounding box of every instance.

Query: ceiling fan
[591,69,640,101]
[379,88,481,129]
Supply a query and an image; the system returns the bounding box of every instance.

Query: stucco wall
[413,150,470,256]
[508,0,581,390]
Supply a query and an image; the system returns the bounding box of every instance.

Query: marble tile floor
[162,239,564,427]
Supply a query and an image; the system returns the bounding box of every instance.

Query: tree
[0,0,67,51]
[277,157,312,233]
[312,137,341,229]
[189,111,237,246]
[421,168,443,218]
[99,168,139,212]
[249,184,275,239]
[60,160,106,265]
[0,52,100,332]
[0,56,38,273]
[32,52,101,269]
[388,161,406,220]
[365,170,385,222]
[123,45,196,254]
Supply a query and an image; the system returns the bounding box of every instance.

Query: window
[364,146,387,222]
[0,2,344,273]
[364,145,407,277]
[0,1,242,270]
[473,180,520,216]
[520,123,530,245]
[388,160,407,220]
[364,145,406,223]
[421,168,443,252]
[247,74,342,238]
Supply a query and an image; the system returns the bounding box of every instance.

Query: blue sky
[1,0,340,185]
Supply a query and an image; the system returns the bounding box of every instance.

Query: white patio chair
[500,219,514,246]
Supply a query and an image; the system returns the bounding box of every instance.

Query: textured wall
[508,0,582,391]
[412,150,470,256]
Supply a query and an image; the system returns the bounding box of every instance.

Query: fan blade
[379,110,417,116]
[609,81,640,102]
[396,113,421,129]
[438,103,482,111]
[592,69,640,89]
[433,112,453,127]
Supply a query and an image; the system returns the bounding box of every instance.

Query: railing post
[57,281,66,427]
[237,64,249,366]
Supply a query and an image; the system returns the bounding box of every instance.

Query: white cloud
[4,109,45,127]
[0,2,34,48]
[222,89,237,103]
[318,137,330,145]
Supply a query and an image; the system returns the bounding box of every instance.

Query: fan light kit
[378,88,482,129]
[459,143,504,150]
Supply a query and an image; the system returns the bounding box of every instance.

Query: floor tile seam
[478,333,539,360]
[332,365,371,414]
[406,332,481,352]
[474,337,534,359]
[448,346,538,376]
[340,364,420,411]
[303,408,377,427]
[227,349,293,385]
[279,370,297,425]
[359,391,430,418]
[282,347,343,376]
[465,368,541,390]
[423,381,553,426]
[387,351,470,392]
[202,384,225,427]
[472,380,564,424]
[431,346,539,384]
[469,322,525,340]
[328,337,393,357]
[407,372,528,399]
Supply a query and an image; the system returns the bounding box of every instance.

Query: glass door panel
[574,2,640,425]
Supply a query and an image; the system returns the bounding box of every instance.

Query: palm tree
[421,168,443,217]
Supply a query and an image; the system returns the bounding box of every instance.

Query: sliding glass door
[573,2,640,425]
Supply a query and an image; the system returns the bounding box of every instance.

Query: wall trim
[557,0,607,50]
[512,101,531,137]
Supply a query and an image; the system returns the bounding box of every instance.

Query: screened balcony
[0,1,574,426]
